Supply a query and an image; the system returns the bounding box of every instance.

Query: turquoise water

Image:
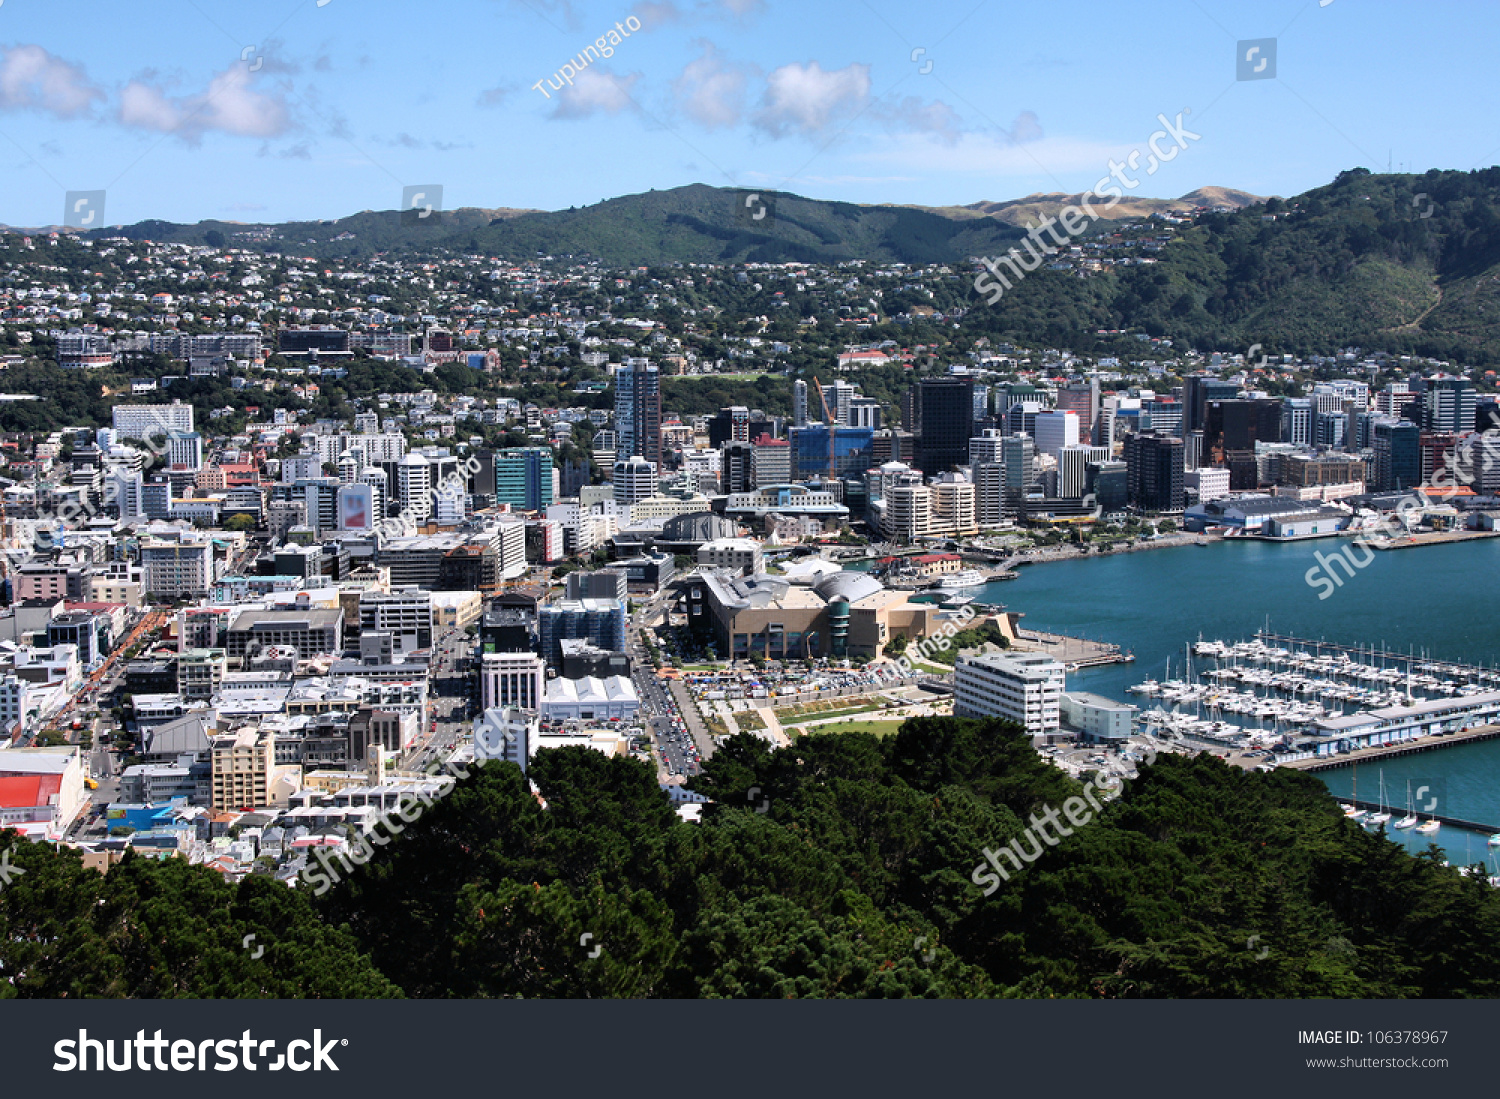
[971,537,1500,866]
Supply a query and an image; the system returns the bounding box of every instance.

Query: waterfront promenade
[1279,723,1500,772]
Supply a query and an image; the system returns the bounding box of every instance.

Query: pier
[1280,724,1500,772]
[1013,629,1133,670]
[1328,796,1500,837]
[1255,632,1500,687]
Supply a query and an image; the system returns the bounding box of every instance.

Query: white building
[141,538,214,599]
[358,590,432,655]
[953,651,1065,735]
[1033,410,1080,462]
[695,538,764,576]
[481,651,545,711]
[1060,692,1137,742]
[396,455,432,521]
[112,402,194,442]
[1185,467,1231,503]
[166,431,204,470]
[612,455,658,506]
[539,675,640,722]
[473,707,537,772]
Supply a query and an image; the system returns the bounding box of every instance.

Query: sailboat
[1394,780,1419,829]
[1415,817,1441,835]
[1366,770,1392,827]
[1342,762,1367,821]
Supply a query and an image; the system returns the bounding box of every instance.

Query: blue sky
[0,0,1495,226]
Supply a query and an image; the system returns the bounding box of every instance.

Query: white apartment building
[954,651,1065,735]
[112,402,194,441]
[883,483,931,541]
[931,477,977,535]
[141,539,214,599]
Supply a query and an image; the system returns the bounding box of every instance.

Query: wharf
[1281,724,1500,772]
[1013,629,1133,669]
[1333,796,1499,836]
[1369,529,1500,551]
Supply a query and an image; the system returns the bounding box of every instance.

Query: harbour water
[970,536,1500,866]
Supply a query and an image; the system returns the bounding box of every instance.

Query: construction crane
[810,377,838,483]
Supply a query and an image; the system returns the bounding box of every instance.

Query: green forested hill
[1089,167,1500,361]
[47,167,1500,361]
[74,183,1030,265]
[7,716,1499,998]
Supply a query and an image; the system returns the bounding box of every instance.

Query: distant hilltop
[886,186,1268,227]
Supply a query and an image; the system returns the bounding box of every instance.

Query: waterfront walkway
[1279,724,1500,772]
[1013,629,1131,669]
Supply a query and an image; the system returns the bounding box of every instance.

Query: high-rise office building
[1424,375,1477,434]
[1001,434,1034,516]
[1282,398,1312,447]
[611,456,658,505]
[708,406,750,447]
[788,426,874,481]
[614,362,662,469]
[1055,383,1099,445]
[493,448,555,511]
[973,460,1005,527]
[396,455,432,521]
[792,380,809,428]
[913,377,975,474]
[1057,444,1112,498]
[1372,419,1421,491]
[720,440,754,494]
[1183,375,1239,435]
[1088,459,1128,511]
[1033,411,1080,461]
[1123,432,1185,512]
[751,434,791,487]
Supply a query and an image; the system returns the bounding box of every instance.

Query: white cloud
[550,69,642,119]
[631,0,682,28]
[119,62,291,141]
[1002,110,1043,144]
[754,60,870,138]
[877,95,963,145]
[630,0,762,25]
[478,83,517,107]
[0,45,100,118]
[673,41,750,129]
[856,128,1135,186]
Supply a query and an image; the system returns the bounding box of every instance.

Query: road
[627,590,701,781]
[402,624,477,771]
